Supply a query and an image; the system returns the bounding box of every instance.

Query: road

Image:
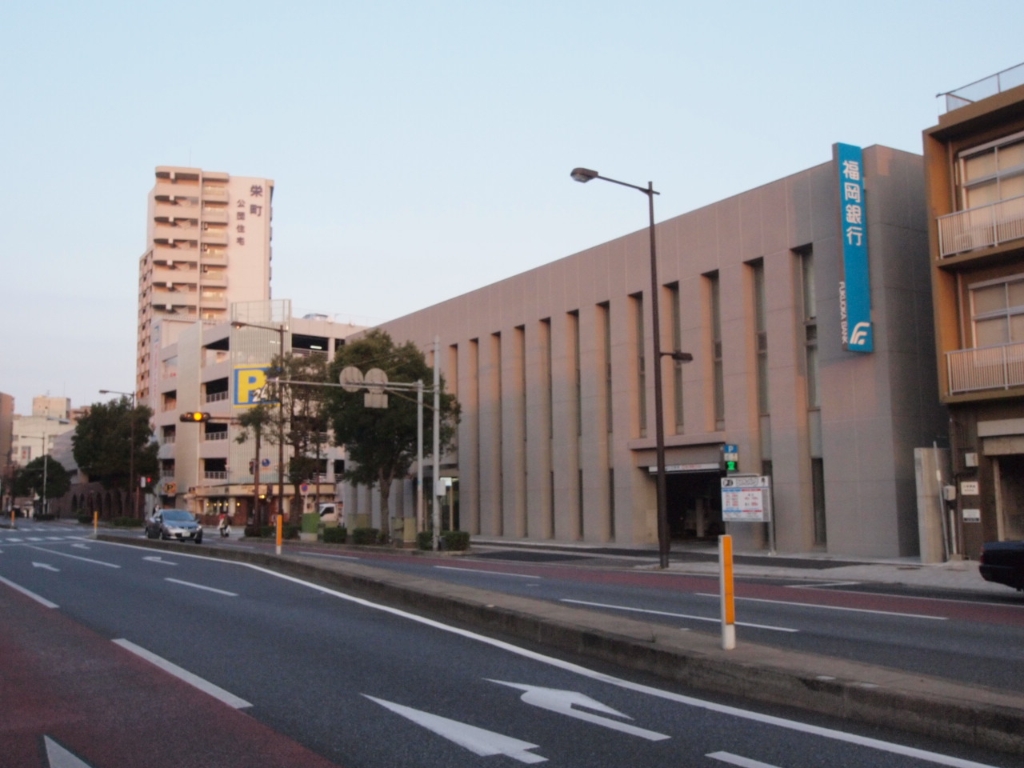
[0,523,1015,767]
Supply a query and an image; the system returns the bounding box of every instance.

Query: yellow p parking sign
[234,366,275,406]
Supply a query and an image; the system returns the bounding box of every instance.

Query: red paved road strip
[0,584,345,768]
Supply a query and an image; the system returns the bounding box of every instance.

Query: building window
[541,319,553,440]
[632,293,647,438]
[569,311,581,436]
[599,302,613,433]
[752,260,769,416]
[970,274,1024,346]
[708,273,725,430]
[812,457,827,547]
[668,283,684,432]
[800,249,819,409]
[957,129,1024,210]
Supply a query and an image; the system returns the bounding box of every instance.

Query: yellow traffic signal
[179,411,211,423]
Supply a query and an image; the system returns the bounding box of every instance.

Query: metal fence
[937,194,1024,257]
[947,341,1024,394]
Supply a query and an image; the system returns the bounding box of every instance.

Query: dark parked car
[979,541,1024,591]
[145,509,203,544]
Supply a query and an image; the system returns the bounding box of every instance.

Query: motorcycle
[218,517,231,538]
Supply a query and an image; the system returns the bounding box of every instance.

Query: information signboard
[721,475,771,523]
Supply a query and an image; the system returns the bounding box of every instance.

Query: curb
[100,534,1024,756]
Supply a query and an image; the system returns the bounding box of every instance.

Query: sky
[2,0,1024,415]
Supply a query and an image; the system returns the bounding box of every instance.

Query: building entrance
[665,471,723,541]
[997,454,1024,540]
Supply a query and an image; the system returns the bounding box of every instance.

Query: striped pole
[275,513,283,556]
[719,534,736,650]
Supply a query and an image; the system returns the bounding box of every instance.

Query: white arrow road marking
[707,751,781,768]
[165,578,236,596]
[0,575,58,608]
[488,681,669,741]
[363,695,547,764]
[24,546,120,568]
[143,555,178,566]
[112,639,251,708]
[32,562,60,572]
[561,599,798,633]
[45,735,94,768]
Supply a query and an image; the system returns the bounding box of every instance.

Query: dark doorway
[665,471,723,541]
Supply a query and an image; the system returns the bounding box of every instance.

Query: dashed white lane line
[435,566,540,579]
[707,751,780,768]
[112,639,251,709]
[695,593,947,621]
[165,578,237,596]
[560,599,797,633]
[787,581,861,589]
[24,546,120,568]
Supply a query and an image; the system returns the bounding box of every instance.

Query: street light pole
[571,167,686,569]
[100,389,137,519]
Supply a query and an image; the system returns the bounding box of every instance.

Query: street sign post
[721,474,776,555]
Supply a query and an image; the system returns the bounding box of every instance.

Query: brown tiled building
[925,63,1024,556]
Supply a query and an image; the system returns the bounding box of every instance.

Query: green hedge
[301,512,320,534]
[77,514,93,524]
[322,526,347,544]
[350,527,382,546]
[111,516,144,528]
[417,530,471,551]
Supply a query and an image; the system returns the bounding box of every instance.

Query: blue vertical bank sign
[835,143,873,353]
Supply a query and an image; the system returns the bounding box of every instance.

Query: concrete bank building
[365,144,946,558]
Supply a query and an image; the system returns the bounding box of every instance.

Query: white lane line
[0,575,59,608]
[236,562,997,768]
[27,537,43,541]
[787,581,861,589]
[45,537,65,541]
[435,566,540,580]
[707,751,780,768]
[143,555,178,566]
[7,538,21,542]
[24,546,120,569]
[87,540,996,768]
[44,735,94,768]
[695,593,947,621]
[112,639,251,709]
[296,551,361,561]
[165,578,237,596]
[561,599,798,633]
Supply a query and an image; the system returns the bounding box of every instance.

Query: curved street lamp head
[570,167,599,183]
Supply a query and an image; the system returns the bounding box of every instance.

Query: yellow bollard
[10,510,15,530]
[93,511,99,539]
[719,534,736,650]
[275,513,283,556]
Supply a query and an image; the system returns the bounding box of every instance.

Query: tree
[13,456,71,512]
[72,398,158,506]
[235,402,275,527]
[323,330,460,542]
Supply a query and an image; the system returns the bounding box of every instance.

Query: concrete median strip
[97,534,1024,757]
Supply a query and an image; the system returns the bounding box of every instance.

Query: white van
[318,502,342,526]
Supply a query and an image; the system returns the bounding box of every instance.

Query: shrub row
[350,527,383,546]
[243,524,300,539]
[110,517,144,528]
[322,526,347,544]
[417,530,471,551]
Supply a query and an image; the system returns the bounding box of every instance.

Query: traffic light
[179,411,211,423]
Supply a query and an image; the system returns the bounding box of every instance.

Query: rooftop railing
[947,341,1024,395]
[939,62,1024,114]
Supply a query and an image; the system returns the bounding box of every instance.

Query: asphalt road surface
[0,526,1015,768]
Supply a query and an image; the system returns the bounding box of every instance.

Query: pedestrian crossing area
[0,525,88,545]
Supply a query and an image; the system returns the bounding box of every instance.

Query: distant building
[0,392,14,508]
[10,396,75,469]
[924,62,1024,556]
[147,299,365,522]
[370,145,945,557]
[136,166,275,406]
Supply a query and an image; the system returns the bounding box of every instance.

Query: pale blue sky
[2,1,1023,413]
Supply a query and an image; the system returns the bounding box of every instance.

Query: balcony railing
[205,390,229,403]
[937,194,1024,257]
[204,430,229,440]
[204,471,228,479]
[947,341,1024,394]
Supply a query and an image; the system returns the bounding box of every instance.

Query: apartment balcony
[202,207,229,224]
[154,202,199,218]
[200,271,227,288]
[202,229,229,246]
[200,295,228,310]
[152,289,196,307]
[152,265,197,285]
[202,186,229,202]
[153,182,200,201]
[152,245,198,266]
[201,249,227,266]
[947,341,1024,395]
[937,195,1024,258]
[153,223,200,242]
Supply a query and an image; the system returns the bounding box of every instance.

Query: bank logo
[849,321,871,347]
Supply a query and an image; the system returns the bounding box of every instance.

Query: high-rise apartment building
[925,63,1024,557]
[136,167,274,406]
